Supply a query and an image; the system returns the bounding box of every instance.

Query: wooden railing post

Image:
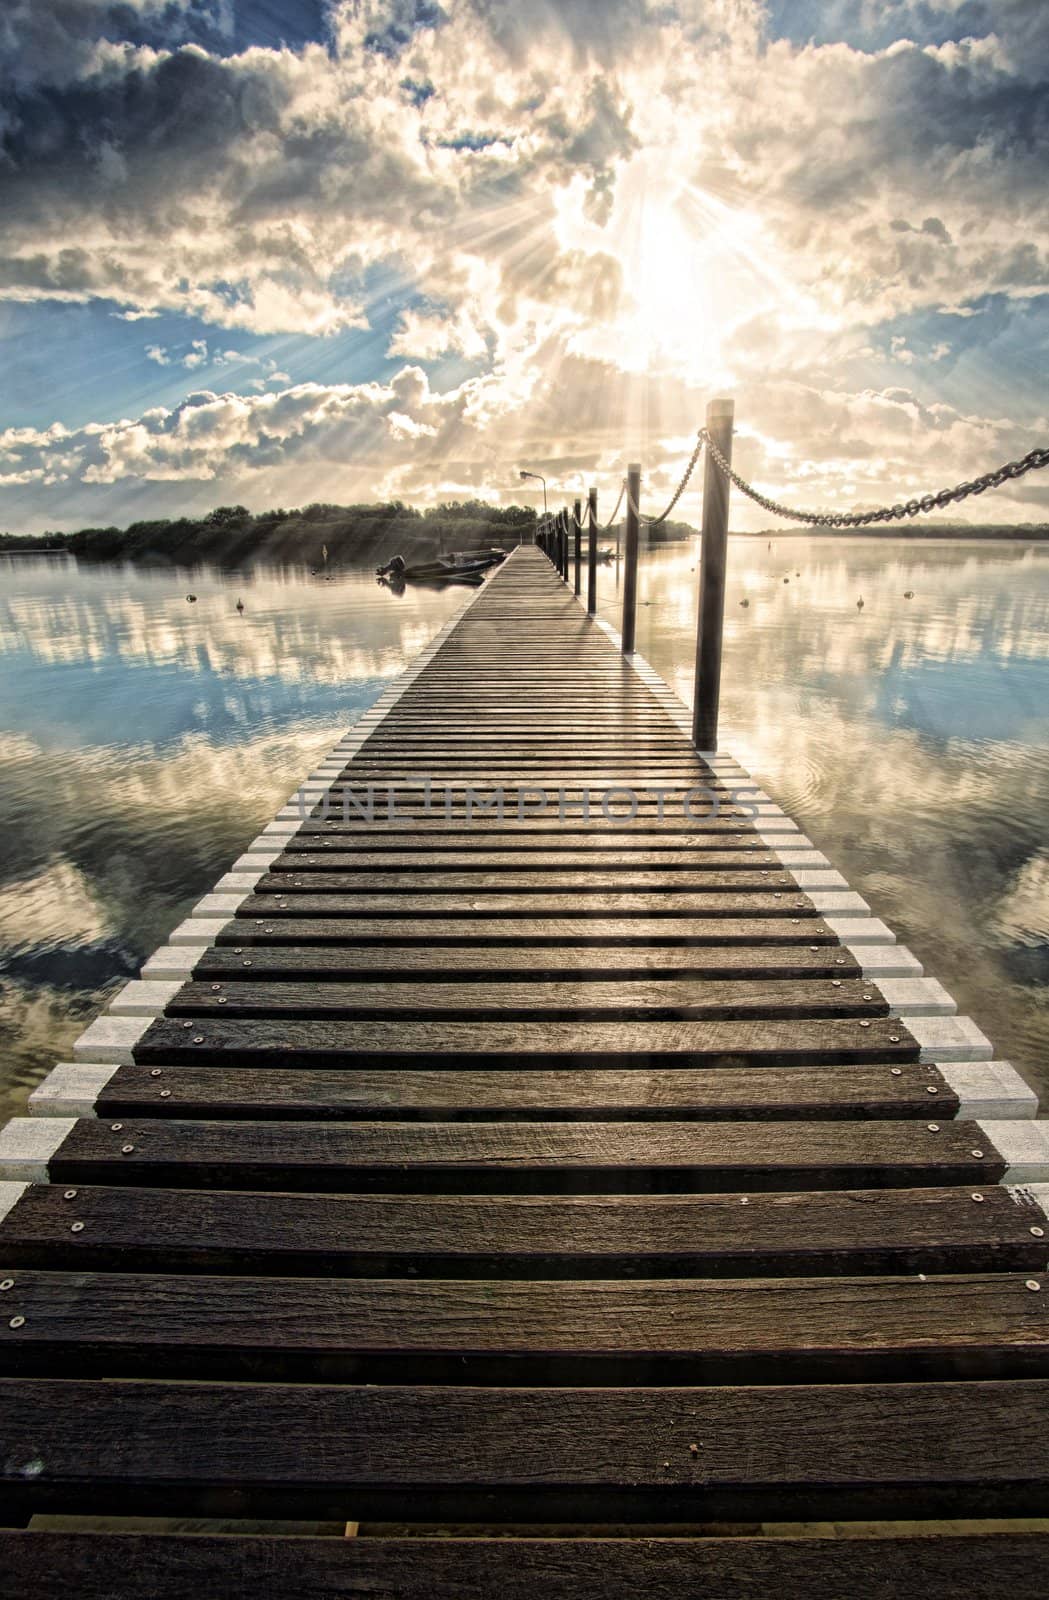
[559,510,567,580]
[692,398,735,751]
[573,498,582,595]
[586,488,598,614]
[621,463,641,654]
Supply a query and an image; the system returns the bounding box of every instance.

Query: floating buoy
[857,597,865,610]
[904,590,914,599]
[783,577,789,584]
[235,599,245,613]
[740,598,750,608]
[186,594,197,603]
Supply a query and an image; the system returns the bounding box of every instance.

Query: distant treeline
[0,499,541,567]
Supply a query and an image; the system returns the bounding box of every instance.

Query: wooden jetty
[3,542,1049,1594]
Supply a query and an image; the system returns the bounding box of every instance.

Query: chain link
[641,433,705,524]
[600,479,626,531]
[701,428,1049,529]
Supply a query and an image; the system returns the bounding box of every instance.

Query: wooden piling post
[573,498,582,595]
[692,397,735,750]
[621,463,641,654]
[586,488,598,615]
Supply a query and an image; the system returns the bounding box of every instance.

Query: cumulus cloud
[0,0,1047,525]
[2,351,1046,532]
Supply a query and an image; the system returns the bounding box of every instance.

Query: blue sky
[1,0,1047,532]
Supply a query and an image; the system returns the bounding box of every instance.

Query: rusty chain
[701,428,1049,529]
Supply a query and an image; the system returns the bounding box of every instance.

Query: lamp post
[519,469,547,516]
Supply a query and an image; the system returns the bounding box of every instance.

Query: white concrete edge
[792,869,850,889]
[187,893,246,917]
[74,1015,152,1064]
[807,892,870,914]
[170,918,227,945]
[234,848,280,871]
[876,977,956,1016]
[29,1063,120,1118]
[0,1181,28,1224]
[852,944,923,977]
[214,871,263,893]
[828,917,895,945]
[910,1014,993,1061]
[142,946,206,980]
[940,1063,1037,1121]
[108,980,183,1017]
[981,1122,1049,1182]
[0,1118,76,1182]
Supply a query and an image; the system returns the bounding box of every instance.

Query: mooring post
[586,488,598,614]
[621,463,641,654]
[562,509,570,581]
[693,398,735,750]
[573,498,582,595]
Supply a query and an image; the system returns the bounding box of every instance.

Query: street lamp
[519,469,547,514]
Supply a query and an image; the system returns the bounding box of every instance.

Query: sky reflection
[0,555,465,1117]
[598,536,1049,1090]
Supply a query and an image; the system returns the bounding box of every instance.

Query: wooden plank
[189,944,860,980]
[131,1016,917,1069]
[1,1378,1049,1522]
[3,1531,1048,1600]
[2,1182,1042,1277]
[276,832,781,853]
[232,892,818,919]
[28,1115,1002,1192]
[164,976,890,1021]
[201,915,834,947]
[63,1059,952,1121]
[269,849,781,870]
[249,871,802,895]
[2,1268,1049,1384]
[208,915,835,947]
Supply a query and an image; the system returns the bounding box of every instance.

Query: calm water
[0,556,466,1120]
[596,537,1049,1093]
[1,538,1047,1117]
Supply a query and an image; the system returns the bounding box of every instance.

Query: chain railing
[538,398,1049,745]
[600,480,626,530]
[701,429,1049,529]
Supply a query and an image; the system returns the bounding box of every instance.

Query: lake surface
[0,556,466,1120]
[595,536,1049,1093]
[0,537,1047,1118]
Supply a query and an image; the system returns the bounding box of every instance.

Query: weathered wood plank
[249,871,801,895]
[1,1379,1049,1522]
[59,1059,958,1122]
[269,849,782,871]
[208,914,834,946]
[2,1532,1047,1600]
[189,942,862,980]
[1,1268,1048,1384]
[166,976,890,1021]
[2,1182,1041,1277]
[233,892,819,919]
[132,1015,917,1069]
[32,1115,1001,1192]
